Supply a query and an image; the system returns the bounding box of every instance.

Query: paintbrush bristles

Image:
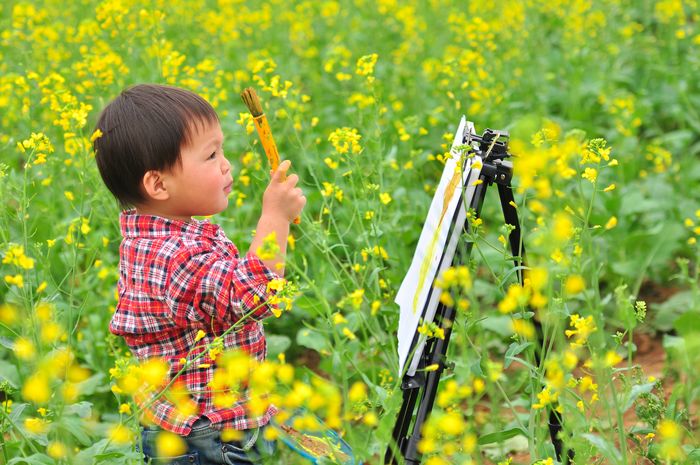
[240,87,263,117]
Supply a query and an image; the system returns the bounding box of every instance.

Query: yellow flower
[194,330,206,342]
[324,157,338,169]
[14,337,36,360]
[437,412,464,435]
[328,127,362,154]
[4,274,24,288]
[342,327,356,340]
[658,419,681,440]
[604,350,622,367]
[532,386,559,409]
[605,216,617,230]
[221,429,244,442]
[80,217,91,235]
[498,283,528,314]
[363,411,378,427]
[526,267,548,291]
[332,312,347,325]
[22,373,51,404]
[552,212,574,241]
[108,424,132,444]
[462,432,477,453]
[24,417,49,434]
[379,192,392,205]
[3,244,35,269]
[119,403,132,415]
[256,232,280,261]
[40,321,64,343]
[348,381,367,403]
[140,358,169,388]
[565,314,596,348]
[581,167,598,183]
[0,304,18,325]
[47,441,68,459]
[564,275,585,295]
[511,319,535,339]
[156,431,186,457]
[263,426,279,440]
[356,53,378,77]
[36,302,53,321]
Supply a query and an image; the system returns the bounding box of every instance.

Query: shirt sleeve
[164,246,282,327]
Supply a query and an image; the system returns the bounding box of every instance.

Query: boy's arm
[249,213,290,277]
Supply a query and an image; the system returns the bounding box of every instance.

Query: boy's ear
[141,170,170,201]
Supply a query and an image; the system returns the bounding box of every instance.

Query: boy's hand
[262,160,306,223]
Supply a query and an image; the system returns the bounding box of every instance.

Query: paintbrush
[241,87,300,225]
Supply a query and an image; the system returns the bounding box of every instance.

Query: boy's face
[163,119,233,219]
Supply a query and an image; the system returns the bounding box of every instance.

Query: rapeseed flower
[22,373,51,404]
[565,314,596,348]
[564,275,585,295]
[108,423,132,445]
[328,127,362,154]
[47,441,68,459]
[156,431,186,457]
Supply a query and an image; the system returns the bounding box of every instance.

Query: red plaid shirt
[111,211,280,435]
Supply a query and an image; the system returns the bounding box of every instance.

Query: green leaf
[74,439,141,465]
[623,382,655,411]
[7,454,54,465]
[64,401,93,418]
[582,433,622,463]
[58,416,93,446]
[296,328,328,352]
[663,334,686,353]
[0,359,20,388]
[504,341,532,369]
[266,334,292,357]
[0,336,13,350]
[674,311,700,336]
[74,373,105,397]
[469,357,485,377]
[653,291,695,332]
[9,402,27,424]
[479,316,513,337]
[478,427,528,445]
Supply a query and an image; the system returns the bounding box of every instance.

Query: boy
[94,83,306,464]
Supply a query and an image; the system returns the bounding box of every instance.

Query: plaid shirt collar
[120,209,221,240]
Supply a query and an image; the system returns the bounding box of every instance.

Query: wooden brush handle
[252,115,300,225]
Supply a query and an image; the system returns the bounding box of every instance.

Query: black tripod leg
[385,384,421,465]
[497,182,571,464]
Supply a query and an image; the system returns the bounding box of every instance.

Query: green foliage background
[1,0,699,463]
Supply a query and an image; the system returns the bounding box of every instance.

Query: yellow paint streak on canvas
[412,166,462,313]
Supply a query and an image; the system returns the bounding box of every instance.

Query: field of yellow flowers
[1,0,700,464]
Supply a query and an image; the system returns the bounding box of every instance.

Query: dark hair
[93,83,219,207]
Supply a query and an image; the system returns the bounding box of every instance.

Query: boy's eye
[208,151,217,160]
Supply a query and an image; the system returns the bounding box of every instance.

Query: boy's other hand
[262,160,306,223]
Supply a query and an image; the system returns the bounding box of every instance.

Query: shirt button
[188,456,195,463]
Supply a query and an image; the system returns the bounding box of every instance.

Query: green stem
[0,404,41,455]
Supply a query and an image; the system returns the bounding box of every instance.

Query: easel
[385,128,570,465]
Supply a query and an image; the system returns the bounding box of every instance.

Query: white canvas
[395,117,483,376]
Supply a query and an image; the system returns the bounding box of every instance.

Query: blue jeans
[140,417,277,465]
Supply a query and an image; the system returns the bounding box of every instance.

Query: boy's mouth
[224,181,233,194]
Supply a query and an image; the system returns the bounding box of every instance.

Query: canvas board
[395,116,483,376]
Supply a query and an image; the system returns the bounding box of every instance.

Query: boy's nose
[221,156,231,174]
